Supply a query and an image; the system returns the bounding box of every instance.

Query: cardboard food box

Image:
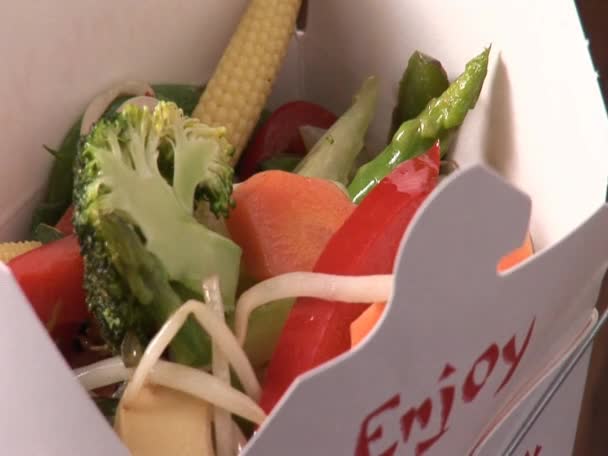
[1,0,607,454]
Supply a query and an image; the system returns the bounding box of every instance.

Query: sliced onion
[74,358,266,425]
[80,80,155,135]
[122,299,261,406]
[299,125,327,151]
[235,272,394,346]
[204,276,233,456]
[117,96,159,113]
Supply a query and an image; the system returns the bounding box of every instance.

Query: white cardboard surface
[0,1,607,455]
[298,0,608,250]
[0,264,128,455]
[244,167,608,455]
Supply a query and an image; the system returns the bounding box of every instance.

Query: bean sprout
[235,272,394,345]
[75,357,266,425]
[122,300,261,407]
[204,276,234,456]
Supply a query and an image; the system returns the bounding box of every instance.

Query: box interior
[1,0,607,251]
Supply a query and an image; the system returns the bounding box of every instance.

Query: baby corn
[0,241,42,263]
[193,0,302,163]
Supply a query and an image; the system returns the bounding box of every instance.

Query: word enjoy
[525,445,542,456]
[355,318,536,456]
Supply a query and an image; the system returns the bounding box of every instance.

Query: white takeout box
[1,0,607,454]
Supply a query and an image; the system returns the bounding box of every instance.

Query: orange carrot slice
[226,170,355,281]
[497,234,534,271]
[350,301,386,348]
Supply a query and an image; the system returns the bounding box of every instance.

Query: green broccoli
[73,101,241,366]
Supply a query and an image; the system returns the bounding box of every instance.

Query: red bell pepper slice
[8,234,88,349]
[55,205,75,234]
[260,142,441,413]
[237,101,337,180]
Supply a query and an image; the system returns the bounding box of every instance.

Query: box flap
[0,265,128,454]
[244,166,608,455]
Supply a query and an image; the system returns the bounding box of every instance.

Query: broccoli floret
[73,101,241,366]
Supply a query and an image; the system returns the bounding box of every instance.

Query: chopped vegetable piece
[294,77,379,185]
[389,51,450,138]
[299,125,327,152]
[93,397,119,425]
[350,234,536,348]
[33,223,65,244]
[7,235,88,347]
[31,84,205,231]
[260,143,441,413]
[115,383,214,456]
[73,102,241,365]
[153,84,205,116]
[350,301,386,348]
[243,298,294,368]
[193,0,303,161]
[348,48,490,203]
[498,234,535,271]
[30,119,81,231]
[238,101,337,180]
[0,241,42,263]
[257,153,302,172]
[226,170,355,281]
[55,205,75,234]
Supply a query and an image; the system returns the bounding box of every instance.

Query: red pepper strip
[260,142,441,413]
[237,101,337,180]
[55,205,75,234]
[8,234,88,350]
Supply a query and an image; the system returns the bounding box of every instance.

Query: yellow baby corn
[0,241,42,263]
[193,0,302,163]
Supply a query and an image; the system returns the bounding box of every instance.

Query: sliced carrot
[350,301,386,348]
[497,234,534,272]
[226,170,355,281]
[349,234,535,348]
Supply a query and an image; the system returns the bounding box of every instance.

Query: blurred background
[573,1,608,454]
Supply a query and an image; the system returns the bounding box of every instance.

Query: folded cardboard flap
[0,0,607,455]
[474,310,598,455]
[244,166,608,455]
[0,264,128,455]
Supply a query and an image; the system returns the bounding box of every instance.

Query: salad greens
[73,101,240,365]
[348,47,490,203]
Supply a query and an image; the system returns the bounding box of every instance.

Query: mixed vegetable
[0,1,536,455]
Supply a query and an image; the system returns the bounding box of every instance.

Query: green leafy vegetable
[32,223,65,244]
[73,101,241,366]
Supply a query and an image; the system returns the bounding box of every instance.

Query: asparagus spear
[389,51,450,139]
[348,47,490,204]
